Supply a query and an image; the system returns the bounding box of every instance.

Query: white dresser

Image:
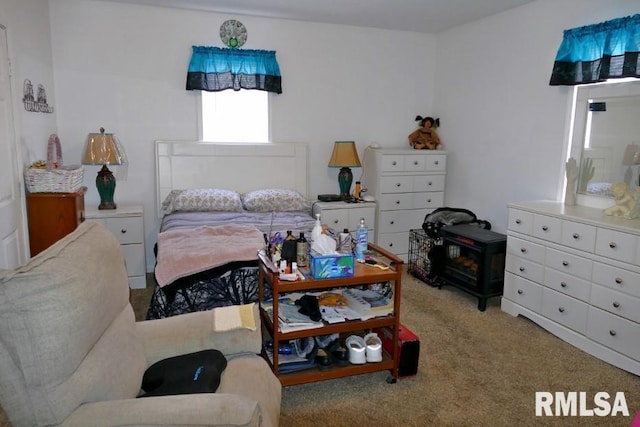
[84,204,147,289]
[503,200,640,376]
[363,148,446,260]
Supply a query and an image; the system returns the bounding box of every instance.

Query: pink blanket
[155,223,265,288]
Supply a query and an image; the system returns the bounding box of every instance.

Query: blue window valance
[549,14,640,86]
[186,46,282,94]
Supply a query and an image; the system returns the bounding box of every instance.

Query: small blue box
[309,252,355,279]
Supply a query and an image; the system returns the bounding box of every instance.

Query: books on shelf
[264,298,324,333]
[342,288,394,320]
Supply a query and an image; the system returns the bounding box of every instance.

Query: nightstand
[84,204,146,289]
[312,201,376,242]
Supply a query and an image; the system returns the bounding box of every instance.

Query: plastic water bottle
[355,218,368,261]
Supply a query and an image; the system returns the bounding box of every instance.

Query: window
[201,90,269,142]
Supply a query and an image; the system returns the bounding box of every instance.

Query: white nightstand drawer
[319,208,349,231]
[103,217,144,245]
[121,243,146,276]
[541,288,588,334]
[587,306,640,362]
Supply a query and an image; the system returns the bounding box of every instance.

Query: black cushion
[139,349,227,397]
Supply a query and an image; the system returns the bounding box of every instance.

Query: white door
[0,25,26,269]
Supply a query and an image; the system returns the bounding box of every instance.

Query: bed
[146,141,317,319]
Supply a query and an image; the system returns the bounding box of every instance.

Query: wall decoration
[23,79,54,113]
[219,20,247,48]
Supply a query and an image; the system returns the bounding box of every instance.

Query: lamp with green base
[81,127,127,210]
[328,141,361,201]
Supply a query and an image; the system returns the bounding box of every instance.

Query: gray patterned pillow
[161,189,244,215]
[241,189,310,212]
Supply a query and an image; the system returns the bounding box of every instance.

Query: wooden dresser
[26,188,86,256]
[363,147,447,260]
[503,200,640,376]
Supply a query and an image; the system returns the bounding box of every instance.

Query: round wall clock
[220,20,247,48]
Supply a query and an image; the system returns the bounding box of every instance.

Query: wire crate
[408,229,439,284]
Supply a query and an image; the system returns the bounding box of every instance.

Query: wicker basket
[24,134,84,193]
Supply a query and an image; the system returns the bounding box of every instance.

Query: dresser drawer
[595,228,637,264]
[378,210,424,233]
[412,192,444,210]
[413,174,445,192]
[380,176,413,193]
[544,247,592,281]
[505,254,544,283]
[507,236,545,264]
[504,273,543,312]
[319,209,349,231]
[592,262,640,299]
[379,193,414,211]
[88,216,143,245]
[587,306,640,362]
[541,288,589,334]
[380,155,405,172]
[590,283,640,324]
[420,154,446,172]
[532,214,561,243]
[561,220,596,252]
[508,209,533,235]
[543,268,591,302]
[377,232,409,255]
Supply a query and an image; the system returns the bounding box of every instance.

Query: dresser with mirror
[502,80,640,376]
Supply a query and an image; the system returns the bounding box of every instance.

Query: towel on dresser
[155,223,265,288]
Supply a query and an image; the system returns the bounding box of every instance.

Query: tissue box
[309,252,355,279]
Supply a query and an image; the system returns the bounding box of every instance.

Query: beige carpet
[2,272,638,426]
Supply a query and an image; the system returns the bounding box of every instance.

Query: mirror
[568,80,640,208]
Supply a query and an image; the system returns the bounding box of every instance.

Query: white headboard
[155,141,308,217]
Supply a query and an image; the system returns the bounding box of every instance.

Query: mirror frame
[568,79,640,209]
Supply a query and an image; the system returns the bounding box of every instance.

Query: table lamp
[328,141,361,200]
[82,127,127,210]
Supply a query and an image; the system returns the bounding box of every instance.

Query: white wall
[435,0,640,232]
[48,0,436,270]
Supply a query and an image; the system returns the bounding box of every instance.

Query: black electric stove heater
[438,224,507,311]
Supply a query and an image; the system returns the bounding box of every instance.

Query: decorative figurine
[408,115,441,150]
[564,157,578,206]
[604,182,636,218]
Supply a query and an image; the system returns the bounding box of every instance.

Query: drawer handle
[428,181,433,186]
[434,160,439,165]
[562,261,569,267]
[390,221,395,225]
[515,219,522,224]
[609,242,617,249]
[519,266,525,272]
[396,183,402,187]
[609,330,617,337]
[392,161,397,166]
[121,229,127,234]
[427,199,432,203]
[615,277,623,284]
[520,248,527,253]
[560,282,567,288]
[333,219,339,224]
[396,200,400,204]
[517,289,523,295]
[558,307,565,313]
[572,233,580,240]
[414,161,418,165]
[612,301,620,308]
[388,243,393,247]
[542,225,548,231]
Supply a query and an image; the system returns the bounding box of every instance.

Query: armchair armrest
[135,303,262,365]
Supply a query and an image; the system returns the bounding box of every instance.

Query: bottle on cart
[338,228,352,255]
[296,232,308,267]
[355,218,368,261]
[281,230,297,266]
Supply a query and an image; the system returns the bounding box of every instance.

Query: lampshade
[82,127,127,210]
[328,141,361,168]
[328,141,361,200]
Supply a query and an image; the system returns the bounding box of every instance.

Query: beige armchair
[0,222,280,427]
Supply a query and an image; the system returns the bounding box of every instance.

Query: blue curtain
[186,46,282,94]
[550,14,640,85]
